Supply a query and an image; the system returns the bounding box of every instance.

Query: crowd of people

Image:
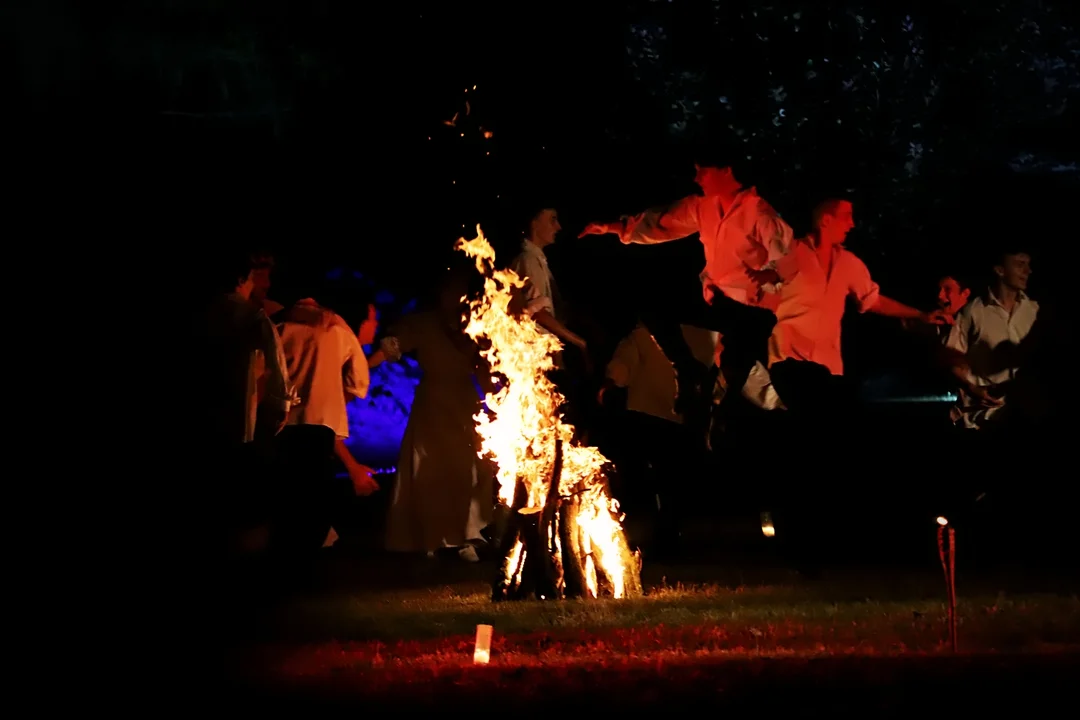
[197,147,1058,583]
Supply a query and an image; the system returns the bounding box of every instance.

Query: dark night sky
[14,1,1078,378]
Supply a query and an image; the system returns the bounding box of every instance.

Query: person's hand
[745,267,781,287]
[921,309,954,326]
[968,384,1005,408]
[578,222,616,239]
[743,267,781,304]
[349,464,380,496]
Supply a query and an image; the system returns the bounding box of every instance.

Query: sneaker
[458,545,480,563]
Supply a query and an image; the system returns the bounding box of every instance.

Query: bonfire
[456,226,642,601]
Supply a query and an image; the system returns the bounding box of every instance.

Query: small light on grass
[474,624,493,665]
[760,511,776,538]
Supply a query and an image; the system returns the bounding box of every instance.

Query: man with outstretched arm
[579,151,793,434]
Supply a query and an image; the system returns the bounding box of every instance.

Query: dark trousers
[766,359,853,575]
[768,359,848,420]
[641,291,776,412]
[608,411,700,555]
[269,424,353,561]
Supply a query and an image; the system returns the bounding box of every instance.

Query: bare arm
[367,348,387,369]
[534,309,586,350]
[869,294,926,321]
[334,437,379,496]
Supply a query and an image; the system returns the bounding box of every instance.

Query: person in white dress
[382,265,495,561]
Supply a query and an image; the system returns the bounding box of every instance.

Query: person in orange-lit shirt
[580,149,793,438]
[766,198,950,420]
[270,285,380,563]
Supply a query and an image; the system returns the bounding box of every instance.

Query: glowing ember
[455,225,642,600]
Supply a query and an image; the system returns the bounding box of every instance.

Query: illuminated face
[529,209,562,247]
[694,164,741,197]
[995,252,1032,292]
[357,304,378,346]
[821,200,855,241]
[937,276,970,315]
[250,266,272,301]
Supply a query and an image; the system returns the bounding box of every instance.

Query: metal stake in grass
[936,516,958,652]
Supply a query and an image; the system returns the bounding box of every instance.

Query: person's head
[525,206,561,248]
[249,251,275,303]
[993,247,1033,293]
[437,258,483,328]
[214,249,257,300]
[937,275,971,315]
[811,198,856,245]
[691,146,747,198]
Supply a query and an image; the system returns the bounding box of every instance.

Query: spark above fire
[455,226,642,601]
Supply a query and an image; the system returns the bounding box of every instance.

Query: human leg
[702,293,777,418]
[269,425,338,562]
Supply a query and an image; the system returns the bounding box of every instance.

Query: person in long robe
[381,267,495,561]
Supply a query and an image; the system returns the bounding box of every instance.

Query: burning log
[493,439,563,601]
[492,440,641,602]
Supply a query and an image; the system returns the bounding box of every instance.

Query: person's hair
[434,252,485,306]
[991,244,1030,268]
[811,198,851,230]
[691,142,753,184]
[519,201,558,239]
[249,250,275,270]
[210,248,256,294]
[939,272,971,291]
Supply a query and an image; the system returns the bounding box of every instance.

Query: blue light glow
[345,354,422,468]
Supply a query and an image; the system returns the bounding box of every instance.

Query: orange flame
[455,226,640,599]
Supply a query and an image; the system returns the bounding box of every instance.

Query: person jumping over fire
[578,149,793,440]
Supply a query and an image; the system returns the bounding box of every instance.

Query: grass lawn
[223,558,1080,709]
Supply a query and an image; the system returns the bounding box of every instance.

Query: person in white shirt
[271,286,380,561]
[510,205,588,354]
[944,247,1038,429]
[765,198,950,418]
[579,151,794,435]
[511,204,593,432]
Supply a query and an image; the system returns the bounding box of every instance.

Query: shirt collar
[984,286,1028,308]
[522,239,548,259]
